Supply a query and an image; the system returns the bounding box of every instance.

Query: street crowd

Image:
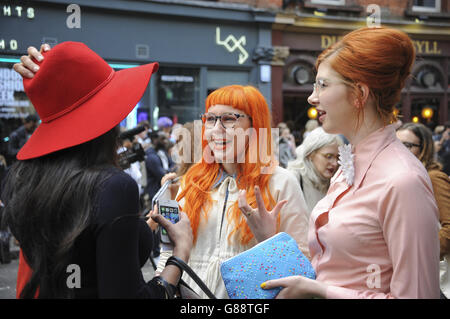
[0,26,449,299]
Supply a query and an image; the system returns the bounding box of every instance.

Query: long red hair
[177,85,277,245]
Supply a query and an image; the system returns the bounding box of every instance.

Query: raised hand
[13,44,51,78]
[237,186,287,243]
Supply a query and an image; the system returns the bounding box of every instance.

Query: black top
[69,167,163,298]
[7,126,29,158]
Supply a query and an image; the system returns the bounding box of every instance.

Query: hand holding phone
[150,205,193,261]
[157,199,180,244]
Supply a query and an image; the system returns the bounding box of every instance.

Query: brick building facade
[220,0,450,129]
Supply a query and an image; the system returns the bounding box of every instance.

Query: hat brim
[17,62,158,160]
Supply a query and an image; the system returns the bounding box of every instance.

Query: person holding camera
[4,42,193,298]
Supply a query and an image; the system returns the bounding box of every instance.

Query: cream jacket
[156,166,310,298]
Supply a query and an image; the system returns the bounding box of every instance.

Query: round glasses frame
[402,141,421,149]
[200,113,252,129]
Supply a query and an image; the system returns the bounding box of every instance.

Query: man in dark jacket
[7,114,39,160]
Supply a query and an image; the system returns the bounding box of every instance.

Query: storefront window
[0,62,36,160]
[107,64,151,130]
[156,67,200,125]
[412,0,441,12]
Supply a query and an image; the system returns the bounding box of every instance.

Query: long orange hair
[177,85,277,245]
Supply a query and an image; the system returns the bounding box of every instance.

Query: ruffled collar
[337,124,398,190]
[337,143,354,186]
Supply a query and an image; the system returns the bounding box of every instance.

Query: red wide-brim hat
[17,41,158,160]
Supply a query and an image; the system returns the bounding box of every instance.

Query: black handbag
[149,256,216,299]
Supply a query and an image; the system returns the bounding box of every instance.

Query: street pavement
[0,238,19,299]
[0,238,156,299]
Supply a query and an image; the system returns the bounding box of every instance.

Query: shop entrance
[282,94,314,146]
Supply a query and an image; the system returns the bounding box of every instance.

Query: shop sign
[412,41,442,55]
[0,66,30,118]
[320,35,442,55]
[1,4,35,52]
[215,27,249,65]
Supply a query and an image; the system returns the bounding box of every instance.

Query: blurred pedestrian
[157,85,310,298]
[433,125,445,142]
[118,134,144,197]
[145,131,176,203]
[145,130,176,258]
[4,42,192,299]
[278,126,296,168]
[136,120,153,151]
[0,154,11,264]
[7,114,39,160]
[254,27,440,298]
[287,127,343,216]
[303,119,319,139]
[161,121,198,200]
[436,122,450,175]
[396,122,450,298]
[157,116,173,138]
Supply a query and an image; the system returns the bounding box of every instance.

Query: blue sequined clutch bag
[220,232,315,299]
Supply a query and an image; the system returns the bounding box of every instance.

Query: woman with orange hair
[258,27,440,298]
[156,85,310,298]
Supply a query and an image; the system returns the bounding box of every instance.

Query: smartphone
[151,177,181,209]
[157,199,180,244]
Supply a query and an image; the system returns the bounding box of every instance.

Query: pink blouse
[308,124,440,299]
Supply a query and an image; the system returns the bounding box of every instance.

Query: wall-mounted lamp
[307,107,318,119]
[421,107,433,120]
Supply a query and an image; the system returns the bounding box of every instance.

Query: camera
[118,126,147,170]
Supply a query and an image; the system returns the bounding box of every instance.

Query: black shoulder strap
[166,256,216,299]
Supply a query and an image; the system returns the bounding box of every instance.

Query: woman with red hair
[259,27,440,298]
[156,85,310,298]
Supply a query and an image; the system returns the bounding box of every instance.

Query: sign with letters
[320,35,442,55]
[215,27,249,65]
[1,3,35,52]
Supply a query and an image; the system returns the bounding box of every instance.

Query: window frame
[310,0,345,5]
[412,0,441,13]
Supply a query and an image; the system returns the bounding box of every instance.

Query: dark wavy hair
[1,126,120,298]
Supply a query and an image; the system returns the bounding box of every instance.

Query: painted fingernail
[44,45,51,51]
[33,66,39,72]
[260,282,266,289]
[37,55,43,62]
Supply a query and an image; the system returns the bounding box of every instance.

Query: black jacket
[7,126,29,158]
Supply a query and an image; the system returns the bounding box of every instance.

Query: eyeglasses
[312,78,348,94]
[319,152,339,163]
[402,141,421,149]
[201,112,251,129]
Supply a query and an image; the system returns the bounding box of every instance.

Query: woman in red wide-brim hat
[2,43,193,299]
